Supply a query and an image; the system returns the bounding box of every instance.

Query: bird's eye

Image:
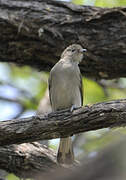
[71,49,76,52]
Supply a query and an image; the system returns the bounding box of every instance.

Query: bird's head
[61,44,87,63]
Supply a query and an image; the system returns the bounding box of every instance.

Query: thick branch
[38,138,126,180]
[0,99,126,146]
[2,139,126,180]
[0,142,57,179]
[0,0,126,79]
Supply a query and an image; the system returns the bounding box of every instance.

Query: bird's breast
[51,63,81,111]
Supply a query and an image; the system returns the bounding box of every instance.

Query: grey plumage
[48,44,86,164]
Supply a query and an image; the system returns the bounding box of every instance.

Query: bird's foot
[70,105,76,112]
[70,105,82,112]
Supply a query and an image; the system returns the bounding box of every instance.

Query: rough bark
[0,142,57,179]
[0,0,126,79]
[1,135,126,180]
[0,99,126,146]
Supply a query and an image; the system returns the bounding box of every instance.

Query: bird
[48,44,86,164]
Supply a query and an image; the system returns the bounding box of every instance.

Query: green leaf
[72,0,84,5]
[95,0,126,7]
[83,78,106,105]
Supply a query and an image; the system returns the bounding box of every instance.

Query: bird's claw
[70,105,82,112]
[70,105,76,112]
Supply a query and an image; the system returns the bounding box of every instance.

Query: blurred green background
[1,0,126,179]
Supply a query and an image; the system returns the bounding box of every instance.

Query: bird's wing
[79,73,83,106]
[48,73,52,107]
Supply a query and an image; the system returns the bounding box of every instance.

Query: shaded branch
[0,142,57,179]
[1,136,126,180]
[0,0,126,79]
[0,99,126,146]
[39,138,126,180]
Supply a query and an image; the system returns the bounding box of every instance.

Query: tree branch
[37,138,126,180]
[0,142,57,179]
[0,0,126,79]
[0,99,126,146]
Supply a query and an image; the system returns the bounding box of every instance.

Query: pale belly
[51,77,81,111]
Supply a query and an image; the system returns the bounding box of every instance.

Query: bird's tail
[57,137,74,164]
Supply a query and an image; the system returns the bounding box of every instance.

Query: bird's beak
[80,49,87,53]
